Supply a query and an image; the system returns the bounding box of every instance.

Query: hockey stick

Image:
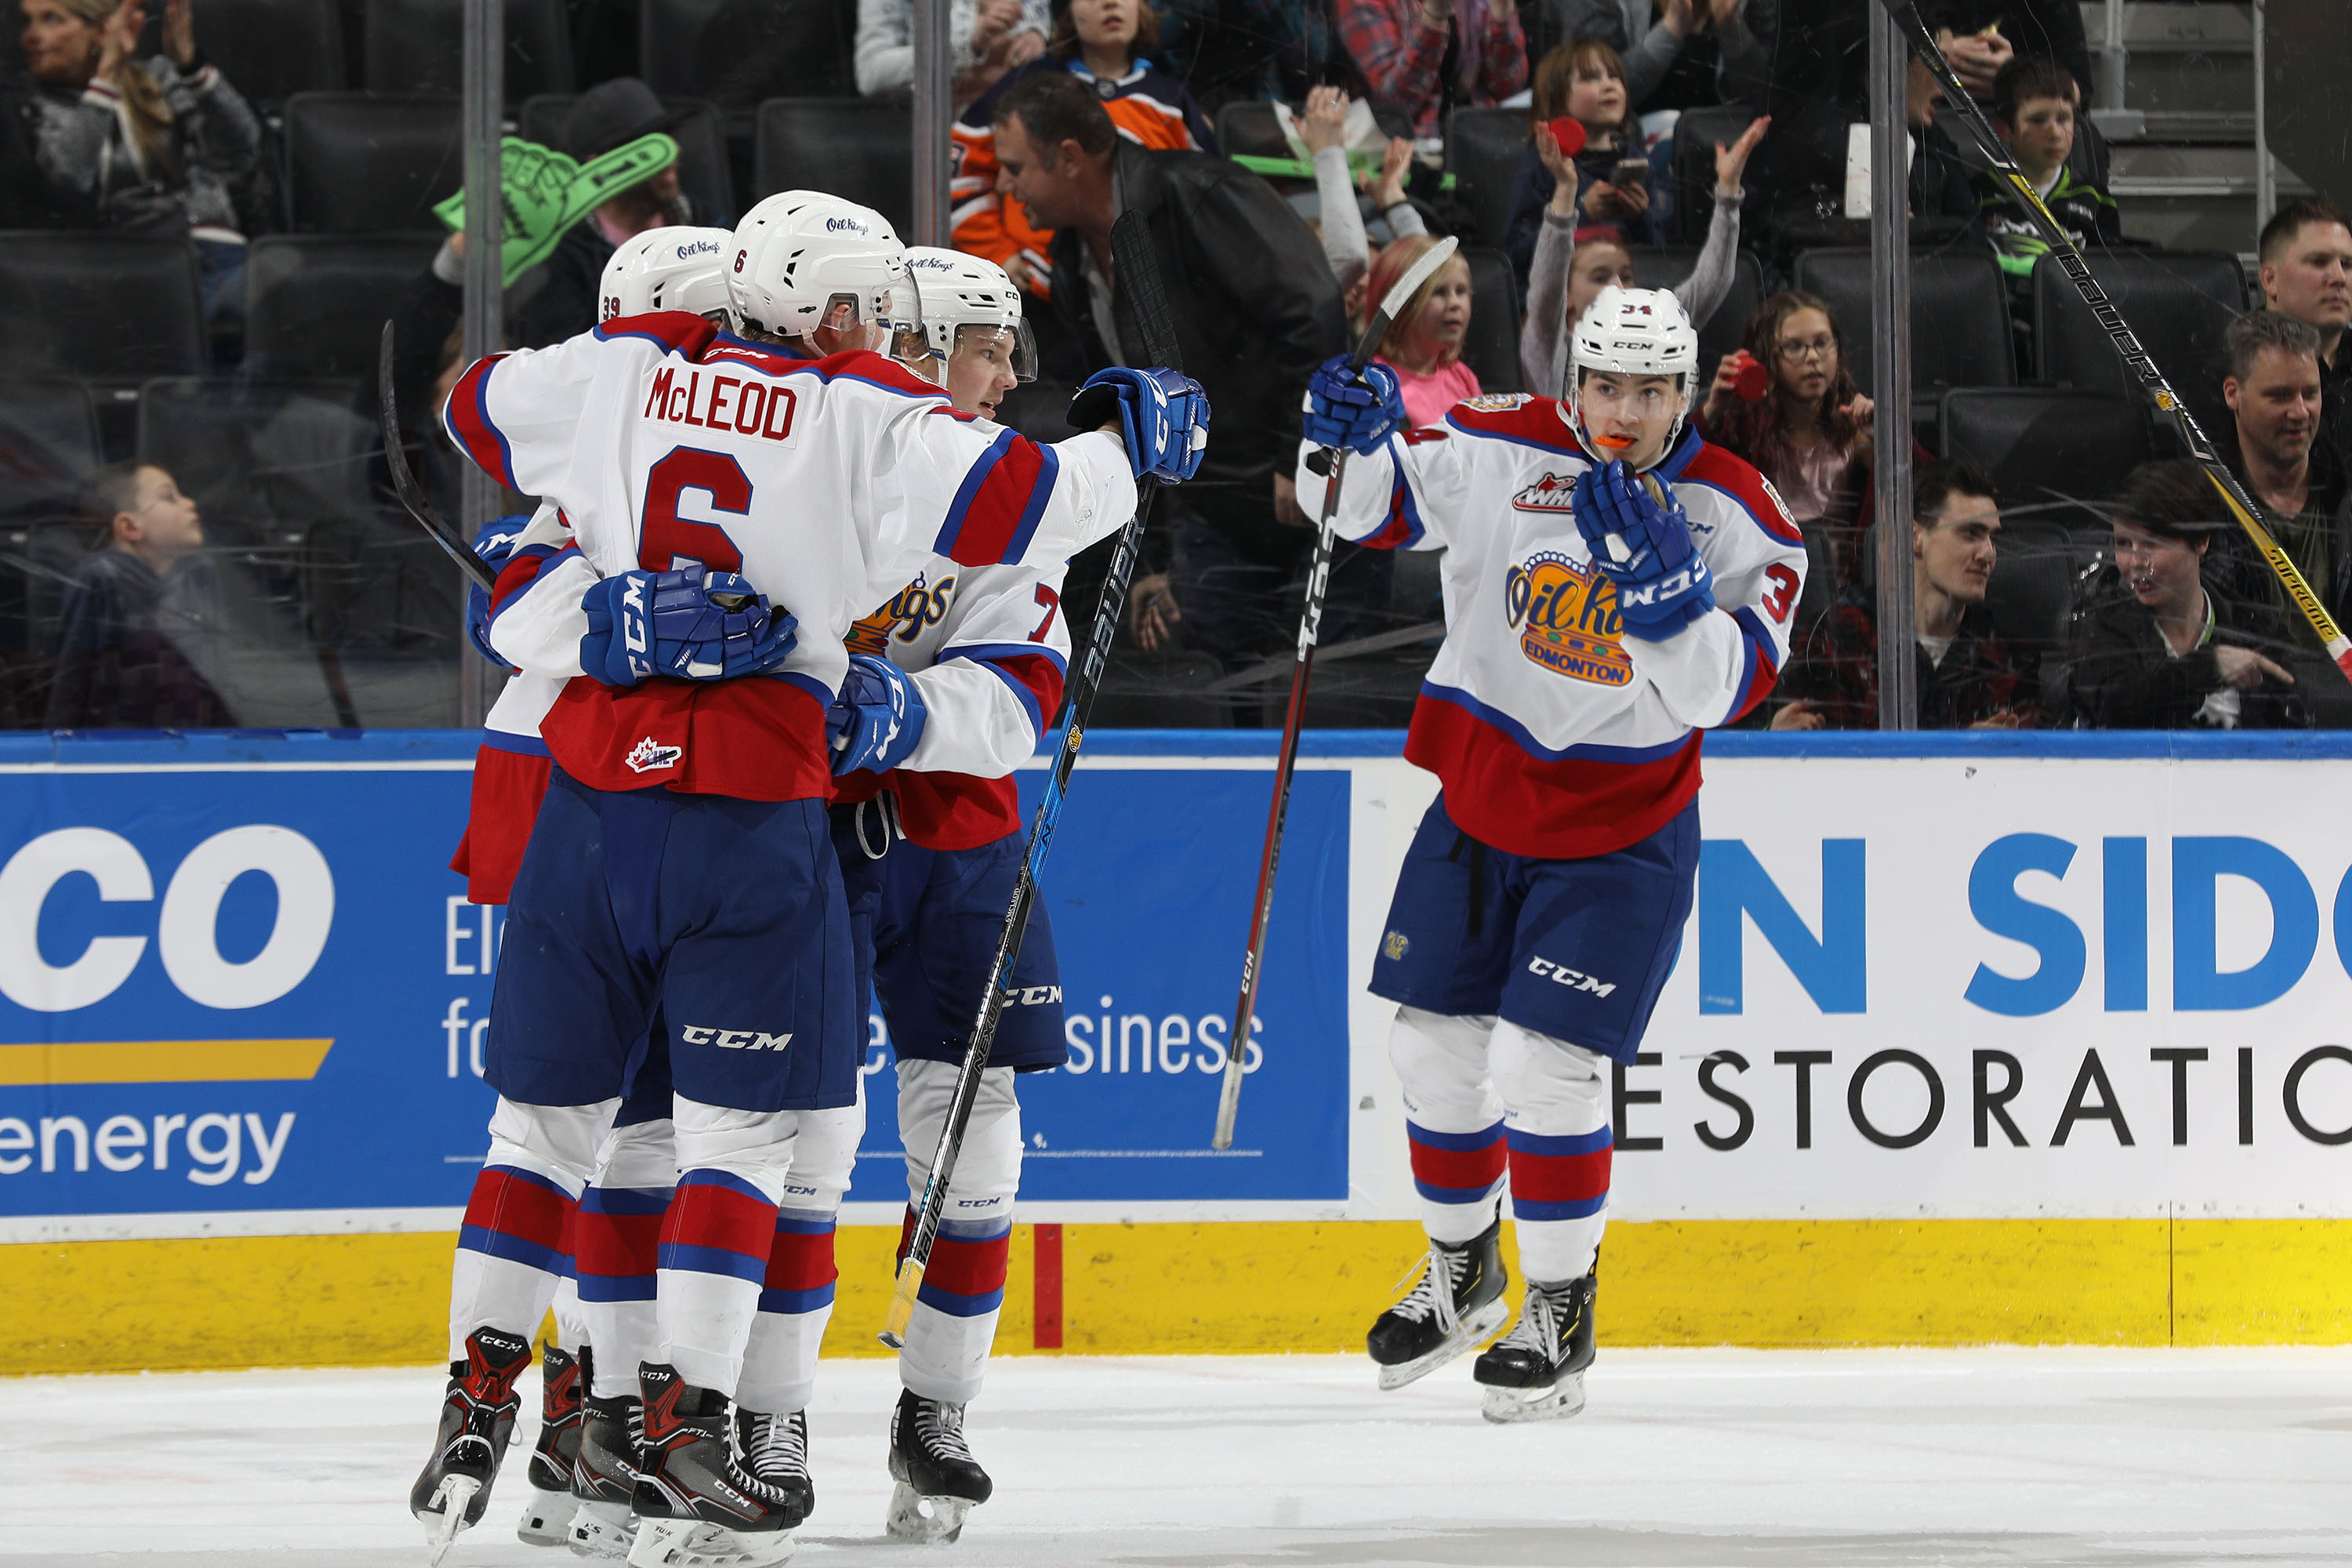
[1877,0,2352,686]
[1211,236,1458,1152]
[880,209,1184,1348]
[377,320,499,593]
[1203,617,1445,692]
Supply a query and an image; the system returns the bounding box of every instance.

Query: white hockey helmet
[599,226,734,324]
[726,191,920,344]
[901,247,1038,382]
[1567,285,1700,453]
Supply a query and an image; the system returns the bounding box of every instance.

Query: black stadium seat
[1214,101,1286,159]
[753,99,910,232]
[0,234,205,378]
[1458,245,1523,396]
[244,234,443,382]
[1668,104,1757,245]
[1627,245,1762,383]
[0,381,98,528]
[364,0,573,100]
[2033,249,2246,441]
[1446,106,1526,255]
[136,0,347,104]
[640,0,858,106]
[1939,389,2151,514]
[1791,247,2014,397]
[519,94,735,226]
[284,93,463,233]
[137,378,379,552]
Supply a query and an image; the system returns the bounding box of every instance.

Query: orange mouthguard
[1591,433,1636,449]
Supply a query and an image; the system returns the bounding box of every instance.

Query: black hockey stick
[1212,235,1457,1151]
[1876,0,2352,686]
[881,210,1184,1347]
[377,320,499,592]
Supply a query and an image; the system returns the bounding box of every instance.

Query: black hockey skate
[517,1343,585,1547]
[736,1408,814,1527]
[566,1388,643,1562]
[411,1326,534,1565]
[626,1363,800,1568]
[1366,1217,1508,1390]
[1473,1271,1598,1424]
[885,1388,992,1544]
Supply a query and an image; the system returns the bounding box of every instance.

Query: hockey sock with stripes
[736,1207,840,1413]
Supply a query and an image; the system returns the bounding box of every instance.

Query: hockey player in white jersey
[412,191,1206,1568]
[1296,285,1804,1421]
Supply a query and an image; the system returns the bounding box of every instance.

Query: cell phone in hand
[1613,156,1650,188]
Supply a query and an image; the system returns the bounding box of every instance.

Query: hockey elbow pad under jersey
[578,566,798,686]
[1068,367,1210,483]
[828,653,928,775]
[1573,460,1715,641]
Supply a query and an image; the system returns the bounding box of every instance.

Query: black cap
[563,77,694,163]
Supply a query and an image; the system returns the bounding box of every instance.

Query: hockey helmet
[599,226,735,324]
[902,247,1037,383]
[727,191,919,344]
[1566,285,1700,456]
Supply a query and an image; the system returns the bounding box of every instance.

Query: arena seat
[1459,244,1524,396]
[1667,104,1758,245]
[640,0,857,106]
[1446,106,1526,255]
[1214,101,1287,160]
[283,93,463,233]
[0,234,205,379]
[752,99,911,233]
[0,380,98,530]
[1791,247,2015,397]
[2033,249,2246,440]
[1626,244,1763,384]
[244,235,442,383]
[136,378,377,552]
[518,93,735,225]
[363,0,573,100]
[1982,516,2080,652]
[1939,389,2151,515]
[136,0,347,104]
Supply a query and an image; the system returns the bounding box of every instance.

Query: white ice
[2,1349,2347,1566]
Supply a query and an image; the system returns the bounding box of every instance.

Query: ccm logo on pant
[680,1026,794,1051]
[1526,958,1617,997]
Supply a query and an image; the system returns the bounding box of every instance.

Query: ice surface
[2,1348,2347,1566]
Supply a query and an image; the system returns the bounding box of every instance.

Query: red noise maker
[1732,350,1770,403]
[1548,118,1588,159]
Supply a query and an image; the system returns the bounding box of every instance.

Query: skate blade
[1374,1298,1511,1391]
[626,1518,795,1568]
[884,1481,975,1544]
[420,1474,481,1566]
[1479,1371,1588,1425]
[568,1498,638,1560]
[518,1483,576,1546]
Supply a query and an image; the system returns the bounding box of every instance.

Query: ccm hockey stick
[1212,236,1458,1151]
[1878,0,2352,686]
[377,320,499,592]
[882,209,1185,1347]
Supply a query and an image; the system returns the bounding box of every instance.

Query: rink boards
[0,728,2347,1371]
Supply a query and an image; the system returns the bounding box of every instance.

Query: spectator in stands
[1904,45,1980,234]
[1338,0,1526,141]
[2257,198,2352,460]
[1546,0,1770,114]
[1298,87,1425,317]
[514,78,697,348]
[2063,461,2303,731]
[1773,457,2036,730]
[857,0,1050,103]
[989,71,1349,662]
[953,0,1217,299]
[1976,57,2118,295]
[46,460,232,729]
[2219,310,2351,647]
[1923,0,2092,105]
[20,0,260,329]
[1504,40,1659,281]
[1367,234,1477,424]
[1154,0,1350,118]
[1517,109,1762,394]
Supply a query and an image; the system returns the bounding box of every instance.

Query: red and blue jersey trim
[592,310,720,357]
[444,353,518,491]
[944,641,1069,738]
[1726,604,1782,724]
[486,540,575,626]
[933,428,1060,567]
[479,728,552,758]
[1444,397,1586,456]
[1673,436,1805,546]
[1361,441,1428,550]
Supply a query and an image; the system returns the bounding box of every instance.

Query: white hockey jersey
[1296,394,1806,859]
[447,311,1134,802]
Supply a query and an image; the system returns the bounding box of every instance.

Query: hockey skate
[1366,1218,1508,1390]
[411,1326,535,1565]
[1473,1272,1597,1424]
[626,1364,800,1568]
[885,1388,992,1544]
[567,1388,644,1561]
[518,1344,586,1547]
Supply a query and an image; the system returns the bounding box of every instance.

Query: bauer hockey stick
[376,321,499,592]
[1211,235,1459,1152]
[881,209,1184,1348]
[1878,0,2352,687]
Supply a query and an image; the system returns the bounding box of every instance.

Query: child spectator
[1975,57,2118,296]
[46,461,233,729]
[953,0,1215,298]
[1773,457,2038,731]
[2063,461,2304,731]
[1297,86,1425,320]
[1504,39,1657,283]
[20,0,261,331]
[1367,234,1478,426]
[1338,0,1526,141]
[1545,0,1771,114]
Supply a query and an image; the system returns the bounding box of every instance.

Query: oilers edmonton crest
[1505,550,1632,687]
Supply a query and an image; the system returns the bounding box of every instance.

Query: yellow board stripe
[0,1039,335,1086]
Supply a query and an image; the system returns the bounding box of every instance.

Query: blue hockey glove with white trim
[1301,355,1406,455]
[1571,460,1714,641]
[463,514,532,667]
[829,652,928,775]
[578,565,797,686]
[1068,366,1210,483]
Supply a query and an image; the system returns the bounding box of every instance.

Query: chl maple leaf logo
[624,736,682,773]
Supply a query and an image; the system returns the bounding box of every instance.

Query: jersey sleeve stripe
[444,353,517,491]
[486,540,575,622]
[1679,444,1806,546]
[1726,604,1783,724]
[479,728,553,757]
[934,429,1060,566]
[962,648,1067,738]
[592,310,717,356]
[1361,450,1428,550]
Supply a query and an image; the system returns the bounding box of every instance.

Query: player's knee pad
[484,1095,622,1194]
[777,1098,863,1212]
[1387,1007,1504,1131]
[670,1087,866,1207]
[593,1116,677,1190]
[898,1061,1021,1212]
[1487,1020,1609,1135]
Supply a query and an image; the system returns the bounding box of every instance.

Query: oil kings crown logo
[1461,392,1530,413]
[1504,550,1632,687]
[847,571,958,655]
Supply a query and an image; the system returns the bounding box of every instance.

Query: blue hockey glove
[1067,366,1211,483]
[1571,460,1715,641]
[829,652,928,775]
[463,514,532,668]
[578,566,797,686]
[1301,355,1406,455]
